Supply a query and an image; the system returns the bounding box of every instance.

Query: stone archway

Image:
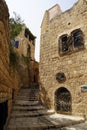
[55,87,72,114]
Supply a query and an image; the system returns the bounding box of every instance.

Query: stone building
[15,26,39,88]
[40,0,87,117]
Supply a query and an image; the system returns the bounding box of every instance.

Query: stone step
[7,114,84,130]
[7,87,85,130]
[18,92,39,94]
[14,100,39,106]
[17,93,39,97]
[18,93,39,95]
[17,93,39,98]
[16,95,39,98]
[17,95,39,98]
[15,98,39,101]
[13,105,45,111]
[19,90,39,93]
[17,93,38,96]
[11,109,54,118]
[15,96,39,100]
[19,89,39,93]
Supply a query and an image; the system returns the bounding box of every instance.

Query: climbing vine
[22,54,30,65]
[9,44,19,69]
[9,12,23,69]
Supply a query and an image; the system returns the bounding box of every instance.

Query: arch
[55,87,72,114]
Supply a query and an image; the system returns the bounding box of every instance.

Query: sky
[6,0,78,61]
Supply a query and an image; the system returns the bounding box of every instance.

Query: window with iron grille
[71,29,84,48]
[59,29,84,55]
[59,34,68,54]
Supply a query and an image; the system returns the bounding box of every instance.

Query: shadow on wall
[39,83,51,109]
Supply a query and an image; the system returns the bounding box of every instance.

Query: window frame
[58,28,84,56]
[71,29,84,50]
[59,34,69,55]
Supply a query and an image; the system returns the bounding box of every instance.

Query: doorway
[55,87,72,114]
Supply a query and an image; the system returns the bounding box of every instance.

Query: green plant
[22,54,30,65]
[9,45,19,69]
[9,12,24,39]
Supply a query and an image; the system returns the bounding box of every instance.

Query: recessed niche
[68,22,71,25]
[56,72,66,83]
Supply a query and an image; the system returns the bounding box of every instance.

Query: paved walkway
[7,87,86,130]
[61,121,87,130]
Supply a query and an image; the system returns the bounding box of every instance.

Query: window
[59,29,84,55]
[59,35,68,54]
[71,29,84,48]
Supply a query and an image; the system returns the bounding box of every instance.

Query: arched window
[59,34,69,55]
[71,29,84,48]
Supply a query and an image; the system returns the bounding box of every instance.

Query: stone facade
[15,26,35,59]
[15,26,39,88]
[14,26,31,87]
[40,0,87,117]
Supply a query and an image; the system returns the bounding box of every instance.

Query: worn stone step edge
[11,110,55,118]
[7,119,85,130]
[15,97,39,99]
[13,107,45,111]
[15,99,39,101]
[14,100,39,105]
[14,103,40,107]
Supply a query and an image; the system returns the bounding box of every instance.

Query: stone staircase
[7,87,85,130]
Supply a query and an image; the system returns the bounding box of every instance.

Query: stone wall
[0,1,39,129]
[0,0,12,116]
[15,26,39,88]
[40,0,87,117]
[15,26,30,57]
[0,1,20,128]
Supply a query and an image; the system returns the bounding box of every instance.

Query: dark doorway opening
[55,87,72,114]
[0,100,8,130]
